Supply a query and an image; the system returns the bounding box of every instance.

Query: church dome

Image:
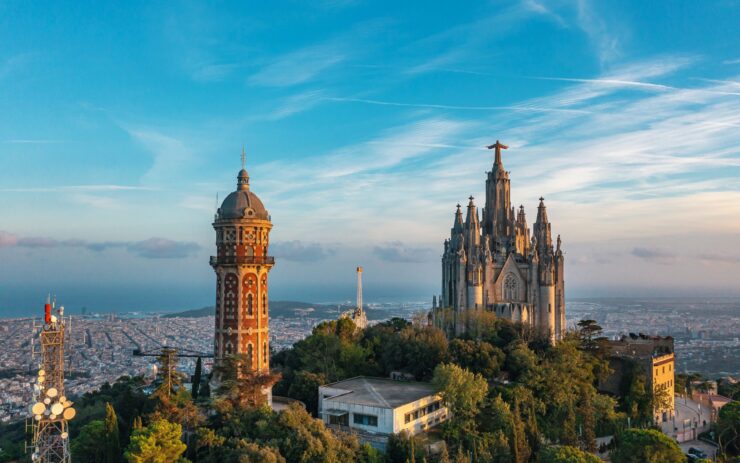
[218,169,269,220]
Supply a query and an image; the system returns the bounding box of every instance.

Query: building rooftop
[322,376,437,409]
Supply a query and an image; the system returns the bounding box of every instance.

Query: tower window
[262,293,267,315]
[247,294,253,316]
[263,342,267,365]
[247,343,253,367]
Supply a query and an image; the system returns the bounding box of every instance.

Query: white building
[319,377,448,447]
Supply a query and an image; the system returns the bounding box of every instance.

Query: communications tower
[29,296,76,463]
[352,266,367,329]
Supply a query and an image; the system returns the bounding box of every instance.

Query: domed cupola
[217,156,269,221]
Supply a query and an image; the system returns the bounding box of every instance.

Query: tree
[448,339,505,380]
[191,356,202,400]
[537,445,601,463]
[286,371,327,416]
[717,400,740,457]
[72,420,107,463]
[124,419,187,463]
[386,432,423,463]
[213,354,281,410]
[576,320,604,352]
[610,429,684,463]
[152,349,185,402]
[432,363,488,444]
[105,402,121,463]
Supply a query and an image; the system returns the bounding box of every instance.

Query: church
[439,141,565,341]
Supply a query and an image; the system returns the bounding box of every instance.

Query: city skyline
[2,1,740,313]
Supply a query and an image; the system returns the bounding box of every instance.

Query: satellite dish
[43,398,51,405]
[46,387,58,397]
[61,432,68,439]
[31,403,46,415]
[51,403,64,415]
[62,407,76,420]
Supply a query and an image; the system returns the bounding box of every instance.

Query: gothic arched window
[504,273,518,301]
[262,293,266,315]
[247,294,253,316]
[247,343,253,366]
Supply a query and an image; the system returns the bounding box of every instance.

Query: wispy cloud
[326,97,590,114]
[126,128,193,184]
[574,0,621,65]
[3,139,64,144]
[248,43,345,87]
[631,247,676,265]
[373,241,436,263]
[0,185,155,193]
[271,240,336,261]
[0,231,200,259]
[266,90,326,120]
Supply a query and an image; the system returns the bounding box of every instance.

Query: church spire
[452,203,464,234]
[536,197,548,224]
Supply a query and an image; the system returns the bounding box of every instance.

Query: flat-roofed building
[319,377,448,448]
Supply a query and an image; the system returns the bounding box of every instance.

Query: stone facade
[440,141,565,341]
[211,164,274,374]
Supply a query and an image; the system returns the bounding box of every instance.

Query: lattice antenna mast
[29,296,75,463]
[356,266,363,311]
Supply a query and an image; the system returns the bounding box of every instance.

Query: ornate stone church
[440,141,565,341]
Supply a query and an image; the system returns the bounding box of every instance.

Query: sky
[1,0,739,314]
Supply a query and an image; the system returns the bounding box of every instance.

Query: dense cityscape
[2,298,737,425]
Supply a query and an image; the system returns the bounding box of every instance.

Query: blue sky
[1,0,739,314]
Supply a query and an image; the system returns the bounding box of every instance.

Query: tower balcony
[210,255,275,266]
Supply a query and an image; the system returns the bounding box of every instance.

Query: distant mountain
[164,301,389,320]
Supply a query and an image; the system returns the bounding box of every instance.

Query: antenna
[241,146,246,170]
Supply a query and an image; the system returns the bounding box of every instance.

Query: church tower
[441,139,566,341]
[211,151,274,374]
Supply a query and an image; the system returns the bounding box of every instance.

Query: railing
[210,256,275,266]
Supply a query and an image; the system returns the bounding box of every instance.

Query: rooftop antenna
[241,145,246,170]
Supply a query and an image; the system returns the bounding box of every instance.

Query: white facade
[318,377,448,440]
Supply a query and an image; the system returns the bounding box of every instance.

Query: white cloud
[248,43,345,87]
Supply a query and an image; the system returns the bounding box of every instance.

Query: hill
[164,301,389,320]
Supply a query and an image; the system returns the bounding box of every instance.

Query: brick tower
[211,152,274,374]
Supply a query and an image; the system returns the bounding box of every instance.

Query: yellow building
[600,334,676,424]
[651,352,675,423]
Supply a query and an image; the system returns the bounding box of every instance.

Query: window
[247,344,253,366]
[503,273,518,300]
[405,413,411,424]
[263,342,268,364]
[262,293,267,315]
[353,413,378,427]
[247,294,253,315]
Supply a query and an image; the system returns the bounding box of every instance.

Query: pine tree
[104,402,121,463]
[192,356,202,399]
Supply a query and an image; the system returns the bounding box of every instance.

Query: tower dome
[218,168,269,220]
